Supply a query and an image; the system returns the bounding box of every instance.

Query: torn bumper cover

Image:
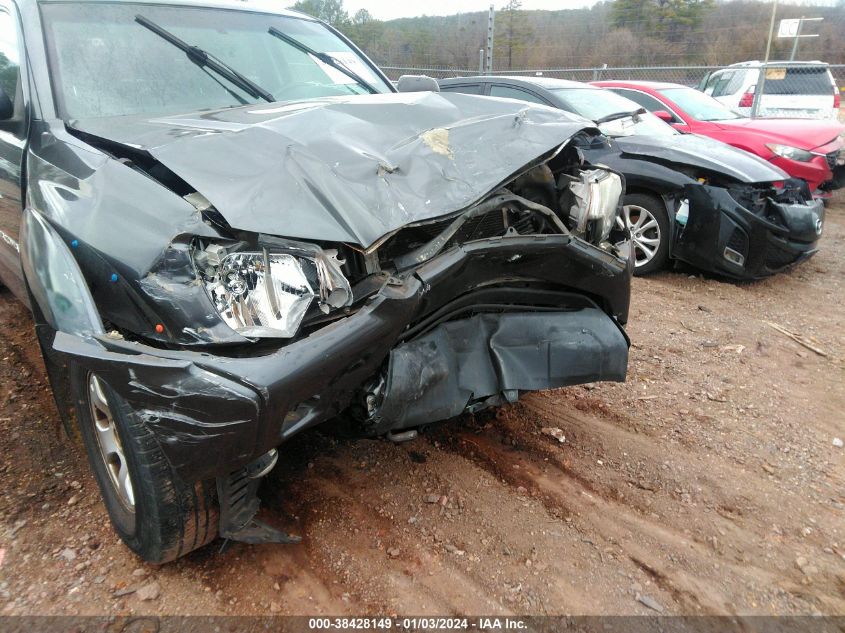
[366,310,627,435]
[675,184,824,279]
[50,235,631,484]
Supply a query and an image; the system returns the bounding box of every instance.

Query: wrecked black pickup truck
[0,0,631,561]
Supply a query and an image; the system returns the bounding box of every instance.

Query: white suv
[700,61,839,120]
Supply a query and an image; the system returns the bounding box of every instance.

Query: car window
[703,72,723,94]
[548,87,676,137]
[658,87,740,121]
[440,83,483,95]
[40,3,393,119]
[763,66,832,95]
[725,70,746,95]
[489,84,547,105]
[710,71,736,97]
[0,7,24,133]
[608,88,679,121]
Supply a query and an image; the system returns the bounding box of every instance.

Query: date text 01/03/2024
[307,617,528,630]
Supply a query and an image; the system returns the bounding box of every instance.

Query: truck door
[0,2,27,299]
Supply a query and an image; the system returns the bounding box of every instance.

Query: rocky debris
[113,587,135,598]
[132,568,149,578]
[8,520,26,537]
[443,543,466,556]
[269,602,281,613]
[636,593,664,613]
[387,547,400,558]
[794,556,818,578]
[423,494,440,504]
[136,582,160,601]
[540,427,566,443]
[58,548,76,562]
[833,438,844,449]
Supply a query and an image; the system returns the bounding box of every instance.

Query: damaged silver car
[0,0,632,561]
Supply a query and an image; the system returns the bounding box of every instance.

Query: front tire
[620,193,670,276]
[71,365,219,563]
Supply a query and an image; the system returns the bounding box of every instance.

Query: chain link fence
[380,63,845,86]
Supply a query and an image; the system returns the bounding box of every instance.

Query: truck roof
[36,0,306,19]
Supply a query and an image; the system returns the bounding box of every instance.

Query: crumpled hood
[613,132,788,183]
[70,92,595,248]
[713,118,844,151]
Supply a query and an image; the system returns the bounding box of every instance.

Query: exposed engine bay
[189,145,626,345]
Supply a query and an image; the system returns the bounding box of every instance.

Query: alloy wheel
[88,374,135,511]
[618,204,662,268]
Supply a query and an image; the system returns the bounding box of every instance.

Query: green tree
[289,0,350,27]
[495,0,533,70]
[345,9,385,54]
[351,9,373,25]
[611,0,713,42]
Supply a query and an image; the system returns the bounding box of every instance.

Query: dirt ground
[0,199,843,618]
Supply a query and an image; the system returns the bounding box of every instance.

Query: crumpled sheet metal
[73,92,596,248]
[371,309,628,433]
[613,132,787,184]
[52,332,262,482]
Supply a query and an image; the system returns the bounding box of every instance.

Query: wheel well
[623,186,669,211]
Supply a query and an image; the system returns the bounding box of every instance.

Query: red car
[593,80,845,197]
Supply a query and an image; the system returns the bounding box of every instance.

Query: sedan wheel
[618,193,671,275]
[620,205,661,267]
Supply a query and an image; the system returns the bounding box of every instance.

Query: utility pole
[485,5,495,74]
[479,49,485,75]
[751,0,778,119]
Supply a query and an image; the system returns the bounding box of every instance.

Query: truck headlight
[765,143,814,163]
[195,242,352,339]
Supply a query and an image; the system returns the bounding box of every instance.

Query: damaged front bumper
[673,184,824,280]
[50,235,632,484]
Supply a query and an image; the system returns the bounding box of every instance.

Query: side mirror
[397,75,440,93]
[653,110,674,123]
[0,87,13,120]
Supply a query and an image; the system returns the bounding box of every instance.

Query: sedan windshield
[659,87,741,121]
[550,88,677,137]
[40,3,392,119]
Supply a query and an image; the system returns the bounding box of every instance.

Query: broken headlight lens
[568,169,624,244]
[195,244,352,339]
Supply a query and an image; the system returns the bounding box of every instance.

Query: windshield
[659,87,740,121]
[550,88,677,137]
[40,3,392,119]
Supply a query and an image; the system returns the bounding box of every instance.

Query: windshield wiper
[594,107,646,125]
[135,15,274,103]
[267,26,378,95]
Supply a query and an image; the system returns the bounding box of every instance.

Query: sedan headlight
[765,143,814,163]
[568,169,624,244]
[194,241,352,339]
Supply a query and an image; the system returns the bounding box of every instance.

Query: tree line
[288,0,845,70]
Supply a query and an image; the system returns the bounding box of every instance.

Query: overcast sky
[342,0,599,21]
